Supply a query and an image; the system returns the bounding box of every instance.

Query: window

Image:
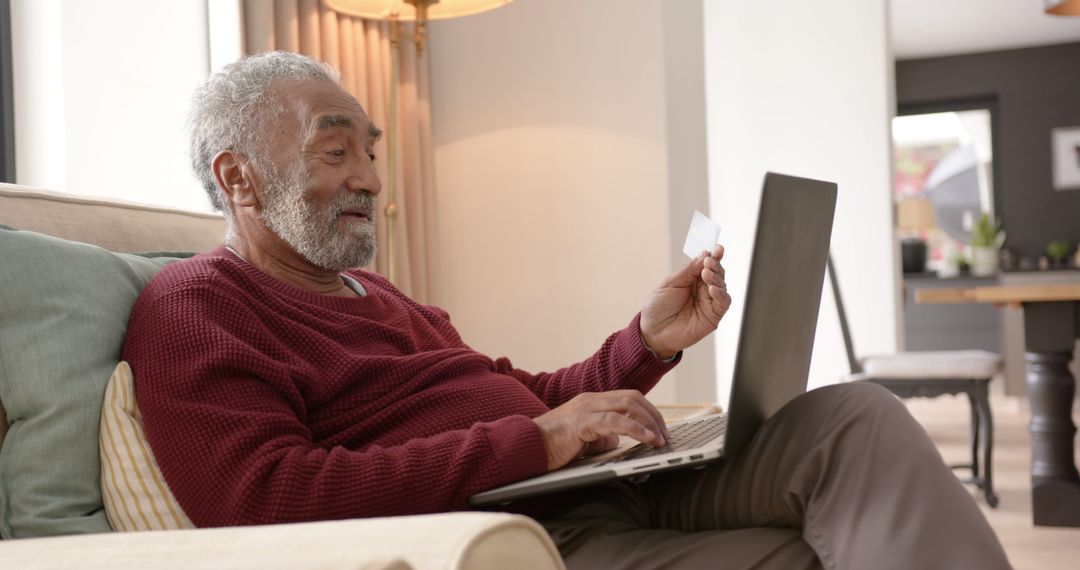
[0,0,13,183]
[893,99,1001,274]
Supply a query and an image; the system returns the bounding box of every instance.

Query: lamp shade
[1046,0,1080,15]
[323,0,514,21]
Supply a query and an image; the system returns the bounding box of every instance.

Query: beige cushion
[860,350,1003,380]
[99,362,194,531]
[0,512,564,570]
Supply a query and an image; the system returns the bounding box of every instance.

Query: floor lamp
[322,0,514,285]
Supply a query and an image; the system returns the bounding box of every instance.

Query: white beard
[258,161,377,271]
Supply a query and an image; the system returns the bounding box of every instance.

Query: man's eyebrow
[315,115,355,131]
[314,115,382,142]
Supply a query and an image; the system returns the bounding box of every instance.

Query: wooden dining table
[917,282,1080,527]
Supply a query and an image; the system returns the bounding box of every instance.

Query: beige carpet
[904,393,1080,570]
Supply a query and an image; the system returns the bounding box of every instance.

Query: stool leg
[975,382,999,508]
[967,390,981,480]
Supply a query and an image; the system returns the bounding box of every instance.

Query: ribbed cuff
[484,415,550,484]
[613,313,682,392]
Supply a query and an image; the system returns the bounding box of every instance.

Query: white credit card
[682,210,721,259]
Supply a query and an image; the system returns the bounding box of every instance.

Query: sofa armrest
[0,512,565,570]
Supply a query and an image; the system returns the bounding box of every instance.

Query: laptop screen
[722,172,838,458]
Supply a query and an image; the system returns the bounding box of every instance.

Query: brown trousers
[539,383,1012,570]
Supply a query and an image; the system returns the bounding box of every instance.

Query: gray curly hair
[186,51,341,215]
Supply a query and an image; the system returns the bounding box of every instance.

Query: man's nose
[346,157,382,195]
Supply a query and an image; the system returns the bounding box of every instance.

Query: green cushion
[0,226,189,538]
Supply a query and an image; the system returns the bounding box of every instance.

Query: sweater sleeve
[492,313,680,408]
[123,283,548,527]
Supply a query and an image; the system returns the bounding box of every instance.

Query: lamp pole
[404,0,432,57]
[385,12,402,285]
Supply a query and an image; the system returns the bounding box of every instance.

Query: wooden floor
[904,393,1080,570]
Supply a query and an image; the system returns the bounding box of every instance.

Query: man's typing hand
[639,244,731,360]
[533,390,669,471]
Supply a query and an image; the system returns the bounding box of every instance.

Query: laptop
[470,172,838,507]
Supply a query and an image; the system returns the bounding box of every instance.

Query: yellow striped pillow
[99,361,194,531]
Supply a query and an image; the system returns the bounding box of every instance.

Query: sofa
[0,183,566,570]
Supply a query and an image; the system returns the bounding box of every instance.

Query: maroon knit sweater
[122,246,677,527]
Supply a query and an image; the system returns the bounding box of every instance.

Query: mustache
[328,192,378,217]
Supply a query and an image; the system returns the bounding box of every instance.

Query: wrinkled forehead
[273,78,380,141]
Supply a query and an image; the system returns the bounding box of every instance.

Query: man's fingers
[663,245,725,290]
[536,391,676,470]
[621,398,668,443]
[703,254,726,280]
[599,391,665,433]
[586,413,660,447]
[593,393,667,446]
[634,395,670,442]
[701,266,727,290]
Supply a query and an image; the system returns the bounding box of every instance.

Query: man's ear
[212,150,260,209]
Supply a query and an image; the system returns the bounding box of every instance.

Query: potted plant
[1046,240,1071,268]
[969,213,1004,277]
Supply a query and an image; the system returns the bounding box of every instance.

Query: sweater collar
[214,245,379,311]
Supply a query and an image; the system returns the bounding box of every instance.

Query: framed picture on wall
[1051,126,1080,191]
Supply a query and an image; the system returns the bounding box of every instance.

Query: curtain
[242,0,437,303]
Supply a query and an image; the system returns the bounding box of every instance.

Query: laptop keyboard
[600,414,727,465]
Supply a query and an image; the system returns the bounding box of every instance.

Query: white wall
[661,2,715,404]
[704,1,899,407]
[428,0,898,406]
[428,0,714,404]
[12,0,212,213]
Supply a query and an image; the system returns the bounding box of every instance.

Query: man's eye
[330,149,346,157]
[368,153,377,163]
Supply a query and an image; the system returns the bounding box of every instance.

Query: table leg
[1023,301,1080,527]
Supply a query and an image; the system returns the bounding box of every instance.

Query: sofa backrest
[0,183,225,453]
[0,184,225,253]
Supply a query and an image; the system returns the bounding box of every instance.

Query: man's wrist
[639,332,679,362]
[658,351,679,363]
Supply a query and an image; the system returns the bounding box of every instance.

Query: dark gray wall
[896,42,1080,260]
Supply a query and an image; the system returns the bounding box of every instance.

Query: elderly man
[124,52,1010,569]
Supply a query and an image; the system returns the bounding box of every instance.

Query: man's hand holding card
[639,211,731,360]
[682,210,723,261]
